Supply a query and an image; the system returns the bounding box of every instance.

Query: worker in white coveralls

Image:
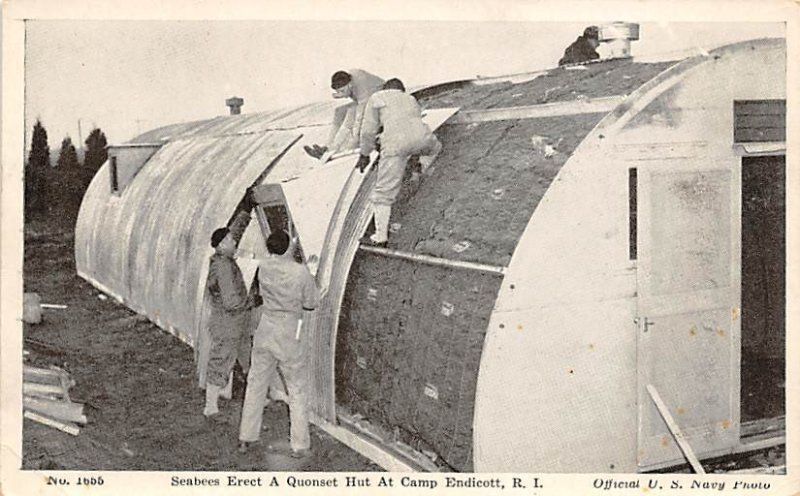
[304,69,385,163]
[238,231,321,457]
[203,207,262,420]
[356,78,442,246]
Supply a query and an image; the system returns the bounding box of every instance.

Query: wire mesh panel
[335,251,502,470]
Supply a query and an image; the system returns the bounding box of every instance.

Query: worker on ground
[203,200,262,420]
[558,26,601,66]
[356,77,442,247]
[304,69,385,163]
[238,231,321,458]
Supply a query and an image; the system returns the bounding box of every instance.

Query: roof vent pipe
[225,96,244,115]
[599,22,640,59]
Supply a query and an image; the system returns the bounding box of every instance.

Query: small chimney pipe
[225,96,244,115]
[599,22,640,59]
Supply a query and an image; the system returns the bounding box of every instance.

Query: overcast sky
[24,20,784,149]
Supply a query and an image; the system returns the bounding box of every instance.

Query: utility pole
[77,118,83,150]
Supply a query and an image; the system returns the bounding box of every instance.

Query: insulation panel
[336,252,502,471]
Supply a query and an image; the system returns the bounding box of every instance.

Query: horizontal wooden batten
[107,142,164,149]
[449,95,626,124]
[310,413,428,472]
[358,245,506,275]
[733,141,786,157]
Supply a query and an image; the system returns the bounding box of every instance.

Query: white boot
[203,384,221,417]
[370,204,392,244]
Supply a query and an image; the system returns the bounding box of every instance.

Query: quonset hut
[75,38,786,473]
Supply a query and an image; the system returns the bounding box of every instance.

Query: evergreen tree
[56,136,79,168]
[83,128,108,178]
[55,136,85,214]
[28,119,50,169]
[25,119,50,214]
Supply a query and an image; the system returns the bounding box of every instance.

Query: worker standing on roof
[202,197,262,420]
[558,26,601,66]
[356,78,442,247]
[304,69,385,163]
[238,231,321,458]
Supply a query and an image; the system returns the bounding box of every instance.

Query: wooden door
[636,161,740,469]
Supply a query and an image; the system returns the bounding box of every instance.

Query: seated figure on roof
[558,26,601,66]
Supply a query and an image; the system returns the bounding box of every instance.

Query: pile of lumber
[23,365,86,435]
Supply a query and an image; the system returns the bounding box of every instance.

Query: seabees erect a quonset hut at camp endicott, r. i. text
[75,30,786,473]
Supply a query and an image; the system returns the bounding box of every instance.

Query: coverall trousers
[206,310,251,387]
[239,311,310,451]
[371,134,442,206]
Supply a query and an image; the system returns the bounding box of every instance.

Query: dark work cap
[331,71,352,90]
[583,26,599,39]
[383,78,406,91]
[211,227,229,248]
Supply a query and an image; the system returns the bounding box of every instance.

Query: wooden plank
[23,396,87,424]
[23,382,66,398]
[310,414,425,472]
[449,95,625,124]
[729,465,785,475]
[734,127,785,142]
[741,415,784,438]
[24,411,80,436]
[735,114,785,128]
[22,372,61,386]
[108,142,165,149]
[734,100,785,115]
[358,245,506,275]
[640,435,785,472]
[733,142,786,156]
[646,384,706,474]
[23,365,64,380]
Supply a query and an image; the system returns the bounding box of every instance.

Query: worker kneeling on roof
[238,231,320,458]
[356,78,442,247]
[304,69,385,163]
[558,26,600,66]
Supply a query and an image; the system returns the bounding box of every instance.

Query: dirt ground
[21,214,379,472]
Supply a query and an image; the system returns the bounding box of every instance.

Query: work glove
[355,154,371,173]
[303,144,327,159]
[242,187,257,212]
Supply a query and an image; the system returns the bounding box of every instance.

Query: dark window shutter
[734,100,786,142]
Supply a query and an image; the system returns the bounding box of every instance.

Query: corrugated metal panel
[75,163,129,301]
[76,131,301,345]
[282,156,359,274]
[307,168,377,421]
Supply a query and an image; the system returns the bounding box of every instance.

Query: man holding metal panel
[238,231,321,458]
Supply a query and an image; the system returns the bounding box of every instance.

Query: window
[628,167,637,260]
[109,156,119,194]
[734,100,785,143]
[106,143,162,195]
